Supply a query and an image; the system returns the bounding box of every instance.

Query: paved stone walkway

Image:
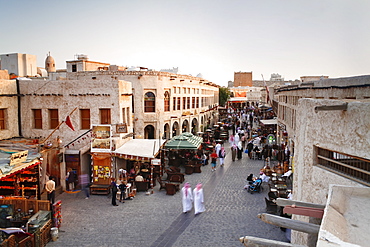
[47,143,288,247]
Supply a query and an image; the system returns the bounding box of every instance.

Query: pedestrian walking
[110,178,119,206]
[219,147,226,167]
[66,168,77,191]
[231,144,237,161]
[193,183,205,215]
[118,180,127,203]
[215,142,221,158]
[237,141,243,160]
[182,182,193,213]
[210,149,218,172]
[241,133,246,150]
[202,152,208,166]
[79,173,90,199]
[45,176,56,205]
[247,142,254,159]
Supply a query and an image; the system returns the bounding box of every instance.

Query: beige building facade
[16,76,133,189]
[62,56,219,140]
[0,53,219,191]
[0,77,19,139]
[273,75,370,246]
[234,71,252,87]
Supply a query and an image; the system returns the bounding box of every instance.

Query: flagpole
[261,74,270,105]
[40,107,78,144]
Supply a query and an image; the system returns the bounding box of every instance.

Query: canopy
[165,132,203,150]
[113,139,165,162]
[0,160,40,180]
[228,97,248,103]
[260,119,278,126]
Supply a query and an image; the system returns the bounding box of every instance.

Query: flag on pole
[65,115,75,131]
[262,74,270,104]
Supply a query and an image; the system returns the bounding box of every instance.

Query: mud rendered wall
[291,98,370,246]
[0,79,19,139]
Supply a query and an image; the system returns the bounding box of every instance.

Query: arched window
[164,91,170,112]
[144,92,155,112]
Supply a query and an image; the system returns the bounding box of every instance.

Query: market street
[47,143,288,247]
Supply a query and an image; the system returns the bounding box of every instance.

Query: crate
[0,234,16,247]
[33,219,51,247]
[17,235,34,247]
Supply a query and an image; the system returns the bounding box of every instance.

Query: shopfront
[89,125,113,195]
[113,139,165,192]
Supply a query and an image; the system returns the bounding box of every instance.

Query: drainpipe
[16,78,22,137]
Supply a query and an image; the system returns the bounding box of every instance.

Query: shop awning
[113,139,165,162]
[0,138,42,180]
[260,119,278,126]
[165,132,203,150]
[228,97,249,103]
[0,160,40,180]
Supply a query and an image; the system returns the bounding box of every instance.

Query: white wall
[0,53,37,77]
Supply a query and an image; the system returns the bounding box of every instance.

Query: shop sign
[267,134,276,145]
[116,123,128,133]
[278,123,286,131]
[10,150,28,166]
[91,125,112,153]
[151,159,161,165]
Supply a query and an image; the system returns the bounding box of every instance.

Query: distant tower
[45,52,56,73]
[234,72,252,87]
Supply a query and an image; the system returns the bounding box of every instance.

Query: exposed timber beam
[314,103,348,112]
[257,213,320,234]
[276,198,325,209]
[239,236,305,247]
[284,205,324,218]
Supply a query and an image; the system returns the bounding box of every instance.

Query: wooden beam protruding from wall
[258,213,320,234]
[239,236,305,247]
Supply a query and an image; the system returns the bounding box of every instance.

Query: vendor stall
[0,198,52,247]
[164,132,203,175]
[0,144,42,199]
[90,125,113,195]
[90,153,111,195]
[113,139,165,192]
[259,118,277,136]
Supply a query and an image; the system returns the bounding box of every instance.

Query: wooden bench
[135,181,149,192]
[90,184,110,195]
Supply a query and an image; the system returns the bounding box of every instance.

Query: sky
[1,0,369,86]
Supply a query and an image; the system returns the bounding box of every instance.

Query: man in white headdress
[193,183,205,215]
[182,182,193,213]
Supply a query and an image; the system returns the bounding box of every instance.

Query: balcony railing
[316,146,370,186]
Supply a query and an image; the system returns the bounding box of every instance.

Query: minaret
[45,52,56,73]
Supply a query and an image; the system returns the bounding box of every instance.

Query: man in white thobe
[182,182,193,213]
[193,183,205,215]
